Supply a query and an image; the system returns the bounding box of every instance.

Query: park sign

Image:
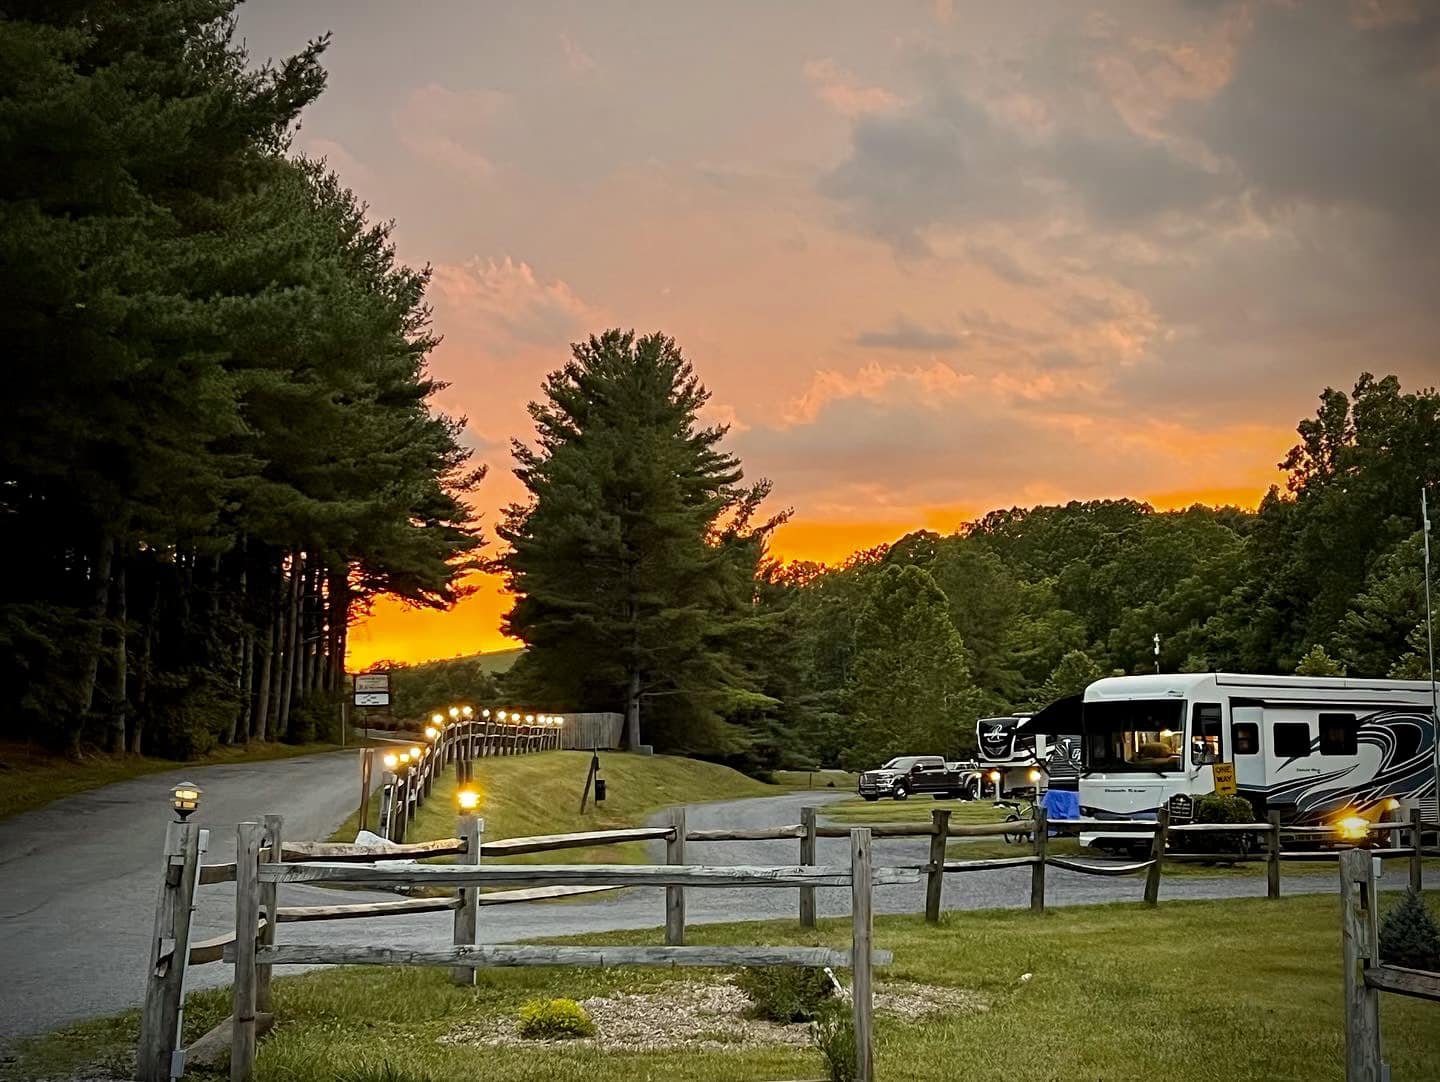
[353,671,390,708]
[1212,762,1237,797]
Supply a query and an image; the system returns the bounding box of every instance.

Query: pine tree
[1294,644,1346,676]
[1037,649,1104,706]
[1379,889,1440,971]
[498,330,782,753]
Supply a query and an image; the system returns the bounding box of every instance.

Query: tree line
[0,2,479,757]
[497,340,1437,772]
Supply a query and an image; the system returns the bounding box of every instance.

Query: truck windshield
[881,758,917,770]
[1083,700,1185,773]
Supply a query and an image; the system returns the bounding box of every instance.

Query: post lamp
[481,708,491,719]
[457,786,480,813]
[449,705,461,720]
[383,751,399,771]
[425,724,439,741]
[496,710,507,722]
[431,712,444,727]
[461,705,474,720]
[409,745,422,760]
[525,713,535,724]
[170,782,202,822]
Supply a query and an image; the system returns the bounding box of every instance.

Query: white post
[452,815,483,985]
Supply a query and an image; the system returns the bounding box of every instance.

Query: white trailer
[975,714,1082,797]
[1065,673,1437,851]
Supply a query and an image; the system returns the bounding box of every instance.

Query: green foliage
[733,966,835,1022]
[498,330,785,758]
[1036,649,1105,706]
[809,1002,858,1082]
[516,998,597,1040]
[334,1063,436,1082]
[843,564,980,766]
[376,657,502,723]
[1294,644,1346,676]
[1174,793,1256,856]
[1379,890,1440,972]
[0,1,480,757]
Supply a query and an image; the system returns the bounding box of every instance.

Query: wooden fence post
[1143,809,1169,906]
[850,828,874,1082]
[358,749,372,833]
[137,820,203,1082]
[231,821,263,1082]
[799,806,817,928]
[666,807,687,946]
[925,808,950,924]
[257,814,282,1013]
[1410,807,1424,893]
[1340,848,1382,1082]
[1030,806,1048,914]
[452,814,483,986]
[1267,810,1283,899]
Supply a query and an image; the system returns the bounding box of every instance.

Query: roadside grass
[329,750,774,863]
[0,740,350,822]
[770,768,857,791]
[8,894,1438,1081]
[823,795,1006,825]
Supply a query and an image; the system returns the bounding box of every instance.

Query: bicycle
[995,795,1040,845]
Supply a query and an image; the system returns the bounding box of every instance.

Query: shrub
[1172,793,1255,857]
[810,1003,857,1082]
[516,998,596,1040]
[1380,889,1440,971]
[735,966,835,1022]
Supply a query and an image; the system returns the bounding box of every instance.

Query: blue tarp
[1042,788,1081,822]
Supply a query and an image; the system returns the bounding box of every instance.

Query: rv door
[1231,704,1264,794]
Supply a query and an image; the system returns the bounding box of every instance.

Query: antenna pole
[1424,487,1438,814]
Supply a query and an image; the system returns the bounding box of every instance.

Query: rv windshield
[1083,700,1185,774]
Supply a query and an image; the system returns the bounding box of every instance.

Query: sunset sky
[236,1,1440,670]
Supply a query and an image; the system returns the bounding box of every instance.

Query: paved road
[0,750,377,1039]
[2,775,1429,1040]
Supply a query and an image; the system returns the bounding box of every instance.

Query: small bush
[516,998,596,1040]
[1173,793,1255,856]
[810,1003,858,1082]
[1380,889,1440,971]
[735,966,835,1022]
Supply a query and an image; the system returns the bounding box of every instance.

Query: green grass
[0,740,351,822]
[770,768,857,791]
[331,750,774,863]
[823,794,1006,825]
[9,894,1437,1081]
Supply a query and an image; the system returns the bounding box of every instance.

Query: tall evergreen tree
[498,330,782,754]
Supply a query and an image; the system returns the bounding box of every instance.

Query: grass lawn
[8,893,1437,1081]
[0,740,351,822]
[771,768,858,792]
[330,750,775,863]
[823,794,1009,826]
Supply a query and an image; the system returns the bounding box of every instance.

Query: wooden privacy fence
[1339,848,1440,1082]
[691,806,1440,923]
[138,811,913,1082]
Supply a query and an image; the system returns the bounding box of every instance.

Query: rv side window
[1232,722,1259,756]
[1191,704,1222,765]
[1319,713,1358,756]
[1272,722,1312,759]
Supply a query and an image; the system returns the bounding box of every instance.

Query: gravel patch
[440,978,987,1052]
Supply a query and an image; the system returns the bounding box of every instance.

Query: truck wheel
[892,784,909,801]
[861,795,879,802]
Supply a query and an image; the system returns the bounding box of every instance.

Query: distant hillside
[471,646,526,675]
[372,647,527,720]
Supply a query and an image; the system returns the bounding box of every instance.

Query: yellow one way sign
[1212,762,1237,796]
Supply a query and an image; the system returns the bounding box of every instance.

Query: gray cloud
[855,315,962,351]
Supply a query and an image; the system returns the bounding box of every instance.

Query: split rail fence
[1339,848,1440,1082]
[138,810,913,1082]
[685,805,1440,923]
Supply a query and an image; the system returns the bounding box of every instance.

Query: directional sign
[354,672,390,707]
[1212,762,1237,796]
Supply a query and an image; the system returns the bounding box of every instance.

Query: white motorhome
[1047,673,1436,851]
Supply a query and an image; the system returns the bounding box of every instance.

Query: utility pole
[1424,487,1438,816]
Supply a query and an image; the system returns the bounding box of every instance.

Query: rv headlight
[1027,768,1041,783]
[1337,815,1369,841]
[988,770,1001,783]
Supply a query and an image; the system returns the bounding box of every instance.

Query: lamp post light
[461,705,474,719]
[481,708,490,719]
[425,725,438,741]
[457,786,480,813]
[431,712,444,727]
[449,705,461,721]
[169,782,202,822]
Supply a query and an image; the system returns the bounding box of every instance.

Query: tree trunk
[231,629,251,745]
[107,547,127,754]
[278,551,304,740]
[625,667,642,750]
[74,531,115,754]
[130,590,157,755]
[327,567,349,688]
[255,598,279,742]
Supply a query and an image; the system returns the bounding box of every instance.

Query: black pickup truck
[857,755,980,801]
